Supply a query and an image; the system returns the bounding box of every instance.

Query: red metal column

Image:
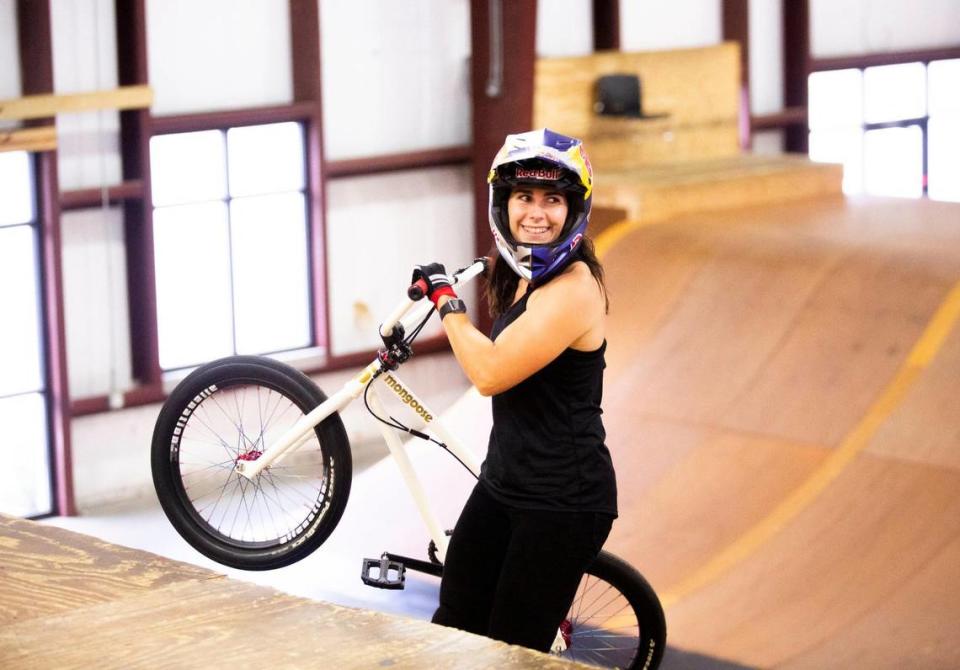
[593,0,620,51]
[783,0,810,153]
[289,0,329,354]
[723,0,751,149]
[17,0,76,516]
[470,0,537,333]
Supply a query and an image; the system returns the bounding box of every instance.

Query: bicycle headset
[487,128,594,285]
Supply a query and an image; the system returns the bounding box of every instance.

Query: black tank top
[480,283,618,516]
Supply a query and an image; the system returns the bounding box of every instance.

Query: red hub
[559,618,572,648]
[237,449,263,462]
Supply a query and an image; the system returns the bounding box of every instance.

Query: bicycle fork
[234,362,480,570]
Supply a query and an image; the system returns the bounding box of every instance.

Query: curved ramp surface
[598,196,960,668]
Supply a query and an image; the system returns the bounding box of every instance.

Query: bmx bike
[151,258,666,669]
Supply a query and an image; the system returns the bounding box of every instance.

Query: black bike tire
[151,355,352,570]
[564,550,667,670]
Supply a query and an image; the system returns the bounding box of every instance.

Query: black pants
[431,482,613,653]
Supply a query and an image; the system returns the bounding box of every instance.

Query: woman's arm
[438,263,604,396]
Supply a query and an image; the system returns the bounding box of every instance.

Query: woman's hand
[412,262,457,306]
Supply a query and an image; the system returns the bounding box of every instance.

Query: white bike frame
[234,260,487,562]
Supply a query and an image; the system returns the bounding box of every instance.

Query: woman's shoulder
[531,260,604,310]
[554,260,603,297]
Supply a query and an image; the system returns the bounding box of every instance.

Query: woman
[413,128,617,653]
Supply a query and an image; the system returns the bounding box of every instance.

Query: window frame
[149,118,316,370]
[807,58,960,198]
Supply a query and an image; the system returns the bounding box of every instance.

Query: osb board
[0,515,219,626]
[534,43,741,168]
[0,578,592,670]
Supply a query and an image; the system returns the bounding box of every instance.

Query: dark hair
[484,236,610,317]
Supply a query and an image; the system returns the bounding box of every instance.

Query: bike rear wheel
[151,356,352,570]
[558,550,666,670]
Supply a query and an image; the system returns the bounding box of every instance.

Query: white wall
[320,0,471,160]
[748,0,783,116]
[0,0,21,130]
[325,166,475,356]
[536,0,594,57]
[60,207,133,400]
[50,0,122,189]
[146,0,293,115]
[811,0,960,57]
[620,0,722,52]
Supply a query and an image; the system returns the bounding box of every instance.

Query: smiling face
[507,186,569,245]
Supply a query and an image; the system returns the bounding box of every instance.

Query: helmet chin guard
[487,128,593,285]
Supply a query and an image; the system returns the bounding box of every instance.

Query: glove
[412,262,457,307]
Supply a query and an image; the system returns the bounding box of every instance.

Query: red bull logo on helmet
[515,167,562,181]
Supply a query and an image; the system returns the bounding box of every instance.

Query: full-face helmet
[487,128,593,284]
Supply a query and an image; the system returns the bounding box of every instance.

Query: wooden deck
[0,515,589,669]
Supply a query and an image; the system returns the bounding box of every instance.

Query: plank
[0,578,591,669]
[0,515,219,625]
[0,126,57,153]
[0,85,153,120]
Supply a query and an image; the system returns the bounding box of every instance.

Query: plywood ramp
[0,515,590,669]
[598,196,960,668]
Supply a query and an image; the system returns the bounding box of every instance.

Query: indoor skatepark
[3,1,960,668]
[9,191,960,669]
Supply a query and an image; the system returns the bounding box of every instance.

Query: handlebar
[408,278,428,301]
[379,258,488,340]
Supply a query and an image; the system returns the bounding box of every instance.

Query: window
[807,59,960,202]
[927,59,960,202]
[0,151,52,517]
[150,122,312,370]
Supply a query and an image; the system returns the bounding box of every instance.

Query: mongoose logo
[383,375,433,422]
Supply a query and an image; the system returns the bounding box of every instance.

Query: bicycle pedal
[361,554,406,590]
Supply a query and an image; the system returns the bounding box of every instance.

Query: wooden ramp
[0,515,589,669]
[599,195,960,668]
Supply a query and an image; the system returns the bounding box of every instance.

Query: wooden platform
[532,44,843,228]
[534,44,742,170]
[0,515,589,669]
[594,154,843,225]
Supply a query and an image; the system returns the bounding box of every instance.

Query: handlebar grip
[408,278,428,301]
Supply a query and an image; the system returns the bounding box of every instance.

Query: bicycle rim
[172,380,334,550]
[561,571,642,669]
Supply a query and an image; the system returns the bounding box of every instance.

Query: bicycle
[151,258,666,670]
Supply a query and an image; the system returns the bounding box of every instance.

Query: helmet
[487,128,593,284]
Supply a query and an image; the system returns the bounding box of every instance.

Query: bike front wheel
[557,550,666,670]
[151,355,352,570]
